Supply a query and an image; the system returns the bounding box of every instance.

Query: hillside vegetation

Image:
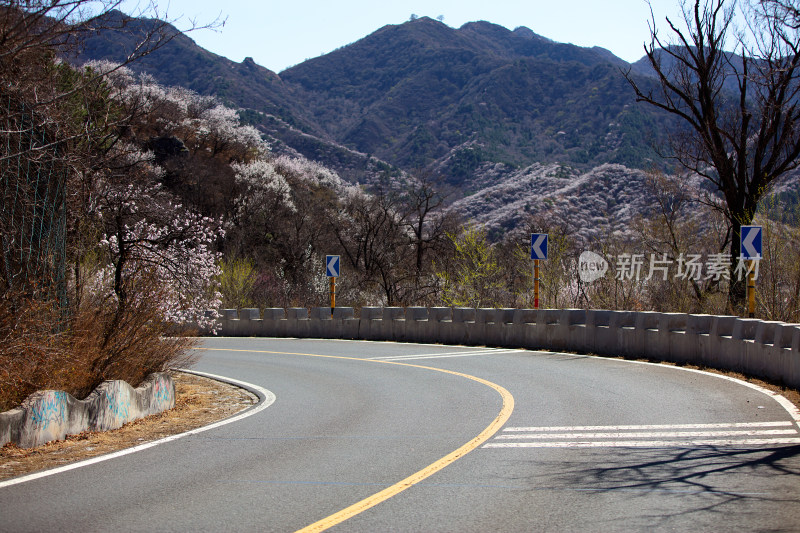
[75,13,673,186]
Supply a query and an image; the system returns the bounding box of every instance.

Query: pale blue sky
[124,0,690,73]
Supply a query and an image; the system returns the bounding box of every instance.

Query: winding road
[2,337,800,532]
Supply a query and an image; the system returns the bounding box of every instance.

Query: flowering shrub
[97,182,223,332]
[272,154,356,195]
[232,159,294,213]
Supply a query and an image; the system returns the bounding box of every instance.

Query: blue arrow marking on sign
[326,255,340,277]
[740,226,762,259]
[531,234,548,260]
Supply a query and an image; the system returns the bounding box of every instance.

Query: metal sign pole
[330,276,336,314]
[534,259,540,310]
[748,260,755,318]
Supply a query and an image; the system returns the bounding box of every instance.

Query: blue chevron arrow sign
[326,255,340,277]
[530,234,548,260]
[740,226,762,260]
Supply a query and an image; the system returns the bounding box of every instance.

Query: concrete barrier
[0,372,175,448]
[211,307,800,390]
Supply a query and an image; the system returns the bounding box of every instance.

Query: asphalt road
[2,337,800,532]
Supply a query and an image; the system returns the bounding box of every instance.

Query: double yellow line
[198,347,514,532]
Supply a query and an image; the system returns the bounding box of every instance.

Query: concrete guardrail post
[658,313,688,363]
[510,309,537,349]
[561,309,588,354]
[610,311,637,358]
[285,307,309,338]
[731,318,760,373]
[769,324,800,386]
[493,308,516,347]
[360,307,382,340]
[588,310,614,356]
[382,307,406,342]
[428,307,454,344]
[790,326,800,389]
[332,307,358,340]
[630,311,659,360]
[405,307,428,343]
[262,308,285,337]
[747,320,782,380]
[655,313,687,363]
[705,315,737,369]
[239,308,261,337]
[539,309,563,352]
[475,308,496,346]
[221,309,239,336]
[686,314,713,366]
[522,309,547,350]
[451,308,475,346]
[310,307,332,338]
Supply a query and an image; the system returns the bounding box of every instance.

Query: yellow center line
[194,346,514,532]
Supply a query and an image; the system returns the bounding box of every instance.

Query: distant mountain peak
[511,25,551,42]
[76,11,668,187]
[407,15,444,24]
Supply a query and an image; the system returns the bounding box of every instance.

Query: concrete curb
[0,372,175,449]
[212,307,800,390]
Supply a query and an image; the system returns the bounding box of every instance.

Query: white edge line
[0,369,276,490]
[548,351,800,429]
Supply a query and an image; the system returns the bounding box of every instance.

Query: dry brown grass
[0,287,198,411]
[0,371,255,481]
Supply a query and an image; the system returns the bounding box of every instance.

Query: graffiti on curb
[152,375,172,409]
[106,387,130,422]
[2,373,175,448]
[28,391,67,430]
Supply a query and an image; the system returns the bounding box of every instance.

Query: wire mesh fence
[1,95,67,308]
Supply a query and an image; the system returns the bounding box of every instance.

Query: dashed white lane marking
[483,422,800,449]
[495,429,798,439]
[369,349,524,361]
[503,421,795,432]
[484,438,800,448]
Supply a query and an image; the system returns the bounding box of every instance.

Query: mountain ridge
[74,11,672,188]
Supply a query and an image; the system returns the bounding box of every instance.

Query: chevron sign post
[740,226,762,318]
[326,255,340,312]
[530,234,548,310]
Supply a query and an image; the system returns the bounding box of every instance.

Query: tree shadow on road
[503,444,800,531]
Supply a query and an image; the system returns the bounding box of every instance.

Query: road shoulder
[0,370,256,481]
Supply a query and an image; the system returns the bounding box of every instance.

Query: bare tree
[334,191,412,306]
[624,0,800,312]
[397,174,458,303]
[0,1,222,161]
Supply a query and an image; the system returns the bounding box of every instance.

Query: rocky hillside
[450,163,712,242]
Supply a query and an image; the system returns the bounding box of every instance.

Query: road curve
[1,337,799,532]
